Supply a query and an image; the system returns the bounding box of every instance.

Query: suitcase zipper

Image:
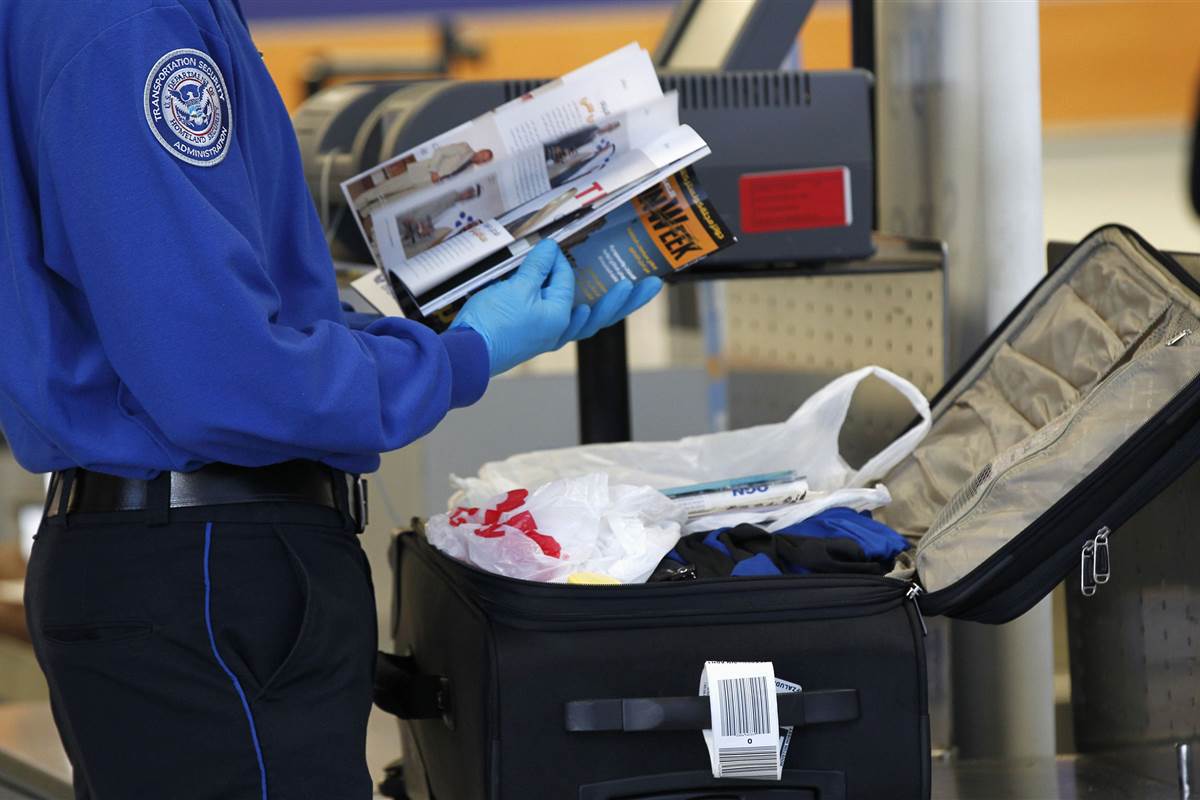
[466,580,905,624]
[408,533,905,624]
[920,365,1200,620]
[915,324,1170,560]
[976,413,1196,619]
[1080,526,1111,597]
[906,583,928,636]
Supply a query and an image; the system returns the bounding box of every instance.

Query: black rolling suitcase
[377,225,1200,799]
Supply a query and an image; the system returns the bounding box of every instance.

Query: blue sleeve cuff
[441,327,490,408]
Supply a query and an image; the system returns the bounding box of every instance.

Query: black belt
[45,461,368,533]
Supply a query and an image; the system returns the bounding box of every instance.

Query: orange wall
[254,6,673,112]
[253,2,849,111]
[1039,0,1200,125]
[253,0,1200,126]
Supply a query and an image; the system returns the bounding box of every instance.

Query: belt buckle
[351,476,369,534]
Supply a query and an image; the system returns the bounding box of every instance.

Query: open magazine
[342,43,736,327]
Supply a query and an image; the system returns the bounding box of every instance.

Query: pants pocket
[207,523,312,698]
[41,621,155,645]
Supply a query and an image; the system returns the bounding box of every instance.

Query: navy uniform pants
[23,501,377,799]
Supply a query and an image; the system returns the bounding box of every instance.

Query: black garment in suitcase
[377,226,1200,799]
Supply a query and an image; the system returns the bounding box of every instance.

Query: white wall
[1044,123,1200,253]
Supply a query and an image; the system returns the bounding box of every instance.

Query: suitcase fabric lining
[877,229,1200,591]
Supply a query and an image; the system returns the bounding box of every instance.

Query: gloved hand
[451,240,665,376]
[568,276,663,342]
[451,239,579,376]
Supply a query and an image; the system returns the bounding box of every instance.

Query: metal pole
[849,0,878,225]
[876,0,1054,760]
[1179,742,1193,800]
[575,322,632,444]
[849,0,876,74]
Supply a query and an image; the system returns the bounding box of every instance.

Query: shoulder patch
[143,49,233,167]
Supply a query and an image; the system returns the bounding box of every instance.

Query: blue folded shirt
[774,507,910,561]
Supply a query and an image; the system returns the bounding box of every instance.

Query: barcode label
[717,745,778,775]
[700,662,782,781]
[717,676,771,736]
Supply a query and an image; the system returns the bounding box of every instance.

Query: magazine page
[340,42,661,268]
[497,93,683,238]
[350,268,404,317]
[343,119,531,266]
[370,93,682,281]
[383,219,516,297]
[348,166,733,323]
[489,44,661,157]
[412,135,712,314]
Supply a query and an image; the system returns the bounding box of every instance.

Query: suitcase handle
[564,689,860,733]
[374,651,452,724]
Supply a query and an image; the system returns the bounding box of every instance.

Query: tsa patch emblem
[144,49,232,167]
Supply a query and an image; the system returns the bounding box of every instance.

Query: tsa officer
[0,1,659,797]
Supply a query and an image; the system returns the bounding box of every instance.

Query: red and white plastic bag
[425,472,686,583]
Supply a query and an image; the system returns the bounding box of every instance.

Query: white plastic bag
[452,366,931,533]
[426,473,686,583]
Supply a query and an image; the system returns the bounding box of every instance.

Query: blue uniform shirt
[0,0,490,478]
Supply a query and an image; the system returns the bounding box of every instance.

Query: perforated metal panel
[1067,459,1200,751]
[722,270,946,465]
[724,272,945,389]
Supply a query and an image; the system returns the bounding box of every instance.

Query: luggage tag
[699,662,793,781]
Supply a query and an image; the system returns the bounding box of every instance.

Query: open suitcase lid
[886,225,1200,622]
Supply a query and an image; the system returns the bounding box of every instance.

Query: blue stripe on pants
[203,521,269,800]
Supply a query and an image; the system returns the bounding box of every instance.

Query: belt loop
[329,467,354,532]
[56,469,77,528]
[145,471,171,526]
[41,472,61,521]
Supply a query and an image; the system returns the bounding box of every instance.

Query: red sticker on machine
[738,166,852,233]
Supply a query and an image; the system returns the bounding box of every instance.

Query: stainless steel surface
[931,755,1176,800]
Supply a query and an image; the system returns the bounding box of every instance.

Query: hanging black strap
[564,689,860,733]
[374,651,452,723]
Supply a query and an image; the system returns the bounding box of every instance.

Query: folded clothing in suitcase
[379,226,1200,799]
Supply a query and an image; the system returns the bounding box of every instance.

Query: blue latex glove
[569,276,663,342]
[451,240,579,375]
